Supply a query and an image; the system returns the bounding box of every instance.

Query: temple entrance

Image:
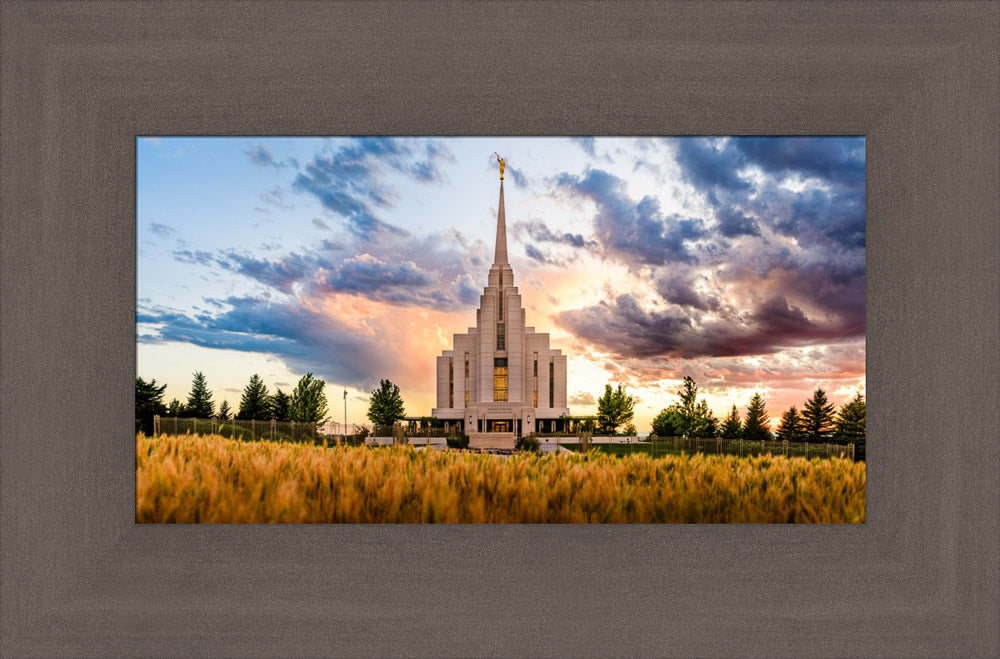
[488,420,511,433]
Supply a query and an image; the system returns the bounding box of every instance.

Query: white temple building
[431,158,569,449]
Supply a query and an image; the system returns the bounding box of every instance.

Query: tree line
[136,371,330,435]
[646,376,865,450]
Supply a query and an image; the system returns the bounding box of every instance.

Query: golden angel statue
[495,152,505,180]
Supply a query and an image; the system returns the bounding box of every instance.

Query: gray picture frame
[2,2,997,656]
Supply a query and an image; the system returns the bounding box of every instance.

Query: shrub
[446,433,470,449]
[516,433,541,453]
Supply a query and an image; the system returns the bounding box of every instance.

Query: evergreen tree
[834,393,866,442]
[742,392,772,442]
[185,371,214,418]
[269,388,291,422]
[367,379,406,427]
[238,374,271,420]
[596,383,635,435]
[720,404,742,439]
[801,388,836,441]
[135,376,167,434]
[218,400,233,421]
[166,398,184,416]
[775,406,803,442]
[289,373,330,424]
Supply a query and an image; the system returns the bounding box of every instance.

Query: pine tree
[218,400,233,421]
[775,406,803,442]
[289,373,330,424]
[834,393,866,442]
[720,404,742,439]
[135,377,167,434]
[185,371,214,418]
[742,393,772,442]
[166,398,184,416]
[238,374,270,420]
[367,379,406,428]
[269,388,291,422]
[801,388,836,441]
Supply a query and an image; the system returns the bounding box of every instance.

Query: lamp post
[343,389,348,444]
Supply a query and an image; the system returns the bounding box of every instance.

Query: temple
[431,157,569,448]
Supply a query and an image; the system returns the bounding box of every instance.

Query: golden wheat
[136,433,866,523]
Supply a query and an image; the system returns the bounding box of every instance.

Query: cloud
[555,169,707,265]
[138,296,401,391]
[518,219,597,249]
[218,251,316,294]
[569,391,596,405]
[245,144,290,169]
[292,138,452,241]
[149,223,176,238]
[556,291,861,362]
[172,249,215,266]
[312,217,331,230]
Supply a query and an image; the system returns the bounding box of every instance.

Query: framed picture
[2,2,997,655]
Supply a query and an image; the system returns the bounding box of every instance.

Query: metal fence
[153,415,319,444]
[650,436,855,460]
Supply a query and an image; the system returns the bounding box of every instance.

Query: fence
[657,436,854,460]
[542,434,855,461]
[153,415,319,445]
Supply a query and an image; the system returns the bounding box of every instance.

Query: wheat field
[136,433,866,523]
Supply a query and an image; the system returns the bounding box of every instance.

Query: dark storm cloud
[555,169,707,265]
[732,137,865,188]
[292,138,452,241]
[655,274,717,312]
[555,291,862,361]
[137,296,397,391]
[714,207,760,238]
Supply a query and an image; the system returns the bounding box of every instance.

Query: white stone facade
[431,177,569,438]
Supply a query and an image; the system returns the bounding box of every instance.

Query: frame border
[2,2,997,656]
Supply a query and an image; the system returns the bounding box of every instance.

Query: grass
[136,433,866,523]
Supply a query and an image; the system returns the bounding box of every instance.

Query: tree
[596,383,635,435]
[651,405,683,438]
[238,374,271,420]
[801,388,836,441]
[185,371,214,418]
[218,400,233,421]
[367,379,406,427]
[775,406,803,442]
[289,373,330,424]
[671,376,718,438]
[834,393,866,442]
[135,377,167,434]
[720,404,742,439]
[834,393,866,461]
[166,398,184,416]
[742,392,772,442]
[269,388,291,422]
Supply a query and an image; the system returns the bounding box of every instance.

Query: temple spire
[494,154,508,265]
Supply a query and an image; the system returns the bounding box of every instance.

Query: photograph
[136,136,866,523]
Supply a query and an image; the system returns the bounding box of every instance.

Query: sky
[137,136,865,431]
